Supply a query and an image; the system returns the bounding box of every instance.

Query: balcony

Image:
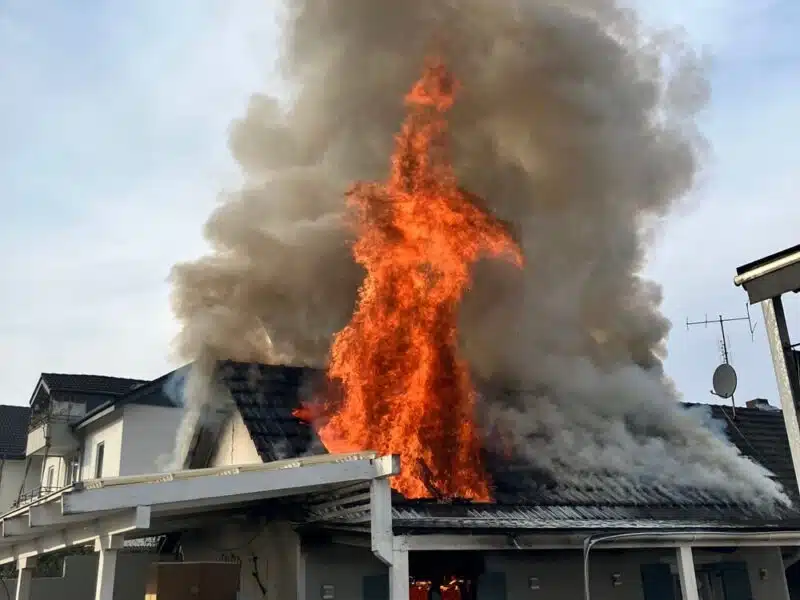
[26,414,79,456]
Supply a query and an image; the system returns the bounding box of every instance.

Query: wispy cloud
[0,0,797,409]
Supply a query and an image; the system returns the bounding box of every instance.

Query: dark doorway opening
[409,552,486,600]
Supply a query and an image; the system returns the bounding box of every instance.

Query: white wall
[119,404,183,475]
[209,412,262,468]
[40,455,68,489]
[0,460,28,513]
[181,520,300,600]
[80,416,123,480]
[298,544,790,600]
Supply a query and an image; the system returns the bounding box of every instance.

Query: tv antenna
[686,305,757,413]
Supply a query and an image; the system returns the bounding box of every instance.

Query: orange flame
[303,58,522,500]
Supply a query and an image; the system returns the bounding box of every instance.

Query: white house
[20,371,185,503]
[169,361,800,600]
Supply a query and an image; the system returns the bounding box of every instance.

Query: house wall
[305,543,385,600]
[0,456,44,512]
[80,416,123,480]
[119,404,183,475]
[181,520,301,600]
[0,552,164,600]
[209,412,262,468]
[40,455,68,489]
[299,544,789,600]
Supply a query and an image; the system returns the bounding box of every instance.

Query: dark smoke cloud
[169,0,785,504]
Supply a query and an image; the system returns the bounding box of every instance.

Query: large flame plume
[305,59,522,499]
[169,0,788,506]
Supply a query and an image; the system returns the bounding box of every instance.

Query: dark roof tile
[0,405,31,459]
[41,373,147,396]
[219,361,800,524]
[217,362,324,462]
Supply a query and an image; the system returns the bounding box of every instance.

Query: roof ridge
[41,372,147,381]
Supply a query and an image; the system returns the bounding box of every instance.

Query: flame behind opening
[296,59,522,500]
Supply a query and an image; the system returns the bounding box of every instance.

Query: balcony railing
[27,411,74,432]
[11,486,62,509]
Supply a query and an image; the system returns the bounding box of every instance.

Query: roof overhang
[0,452,399,565]
[330,530,800,552]
[734,244,800,304]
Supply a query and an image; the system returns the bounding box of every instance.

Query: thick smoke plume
[170,0,786,504]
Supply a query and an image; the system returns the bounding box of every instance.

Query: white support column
[93,535,124,600]
[14,556,36,600]
[370,478,394,565]
[676,546,700,600]
[390,546,409,600]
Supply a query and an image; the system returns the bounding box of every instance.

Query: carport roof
[0,452,398,565]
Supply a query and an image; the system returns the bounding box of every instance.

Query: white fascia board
[401,531,800,551]
[0,506,150,565]
[734,249,800,287]
[63,455,398,515]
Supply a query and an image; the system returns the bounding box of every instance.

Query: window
[45,466,55,489]
[94,442,105,479]
[66,458,79,485]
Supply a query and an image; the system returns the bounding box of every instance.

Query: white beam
[677,546,700,600]
[93,535,123,600]
[370,478,393,565]
[28,502,107,529]
[402,532,800,552]
[389,547,409,600]
[0,506,150,565]
[63,459,392,515]
[14,557,35,600]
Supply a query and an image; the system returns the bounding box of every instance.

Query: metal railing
[27,411,75,432]
[12,486,62,509]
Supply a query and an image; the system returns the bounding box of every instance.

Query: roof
[705,403,796,497]
[0,453,397,566]
[0,406,30,459]
[734,243,800,303]
[40,373,147,396]
[218,362,323,461]
[74,369,184,428]
[218,361,800,529]
[736,243,800,277]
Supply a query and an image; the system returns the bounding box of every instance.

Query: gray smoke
[170,0,787,504]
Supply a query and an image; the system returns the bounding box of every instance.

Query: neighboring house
[0,405,37,513]
[177,361,800,600]
[19,371,183,505]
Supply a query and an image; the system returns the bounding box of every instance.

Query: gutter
[73,404,117,430]
[734,248,800,287]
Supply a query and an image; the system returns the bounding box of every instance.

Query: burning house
[163,1,800,599]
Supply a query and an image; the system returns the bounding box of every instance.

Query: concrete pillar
[390,548,409,600]
[94,535,123,600]
[676,546,700,600]
[14,556,36,600]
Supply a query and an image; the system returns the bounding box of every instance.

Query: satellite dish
[712,363,738,398]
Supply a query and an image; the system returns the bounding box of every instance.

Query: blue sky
[0,1,797,408]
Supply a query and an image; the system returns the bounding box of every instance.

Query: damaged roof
[217,361,800,529]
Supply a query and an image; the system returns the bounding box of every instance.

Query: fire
[298,58,522,500]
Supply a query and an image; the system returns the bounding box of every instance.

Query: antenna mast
[686,305,757,413]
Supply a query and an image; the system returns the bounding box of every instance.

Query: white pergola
[0,452,399,600]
